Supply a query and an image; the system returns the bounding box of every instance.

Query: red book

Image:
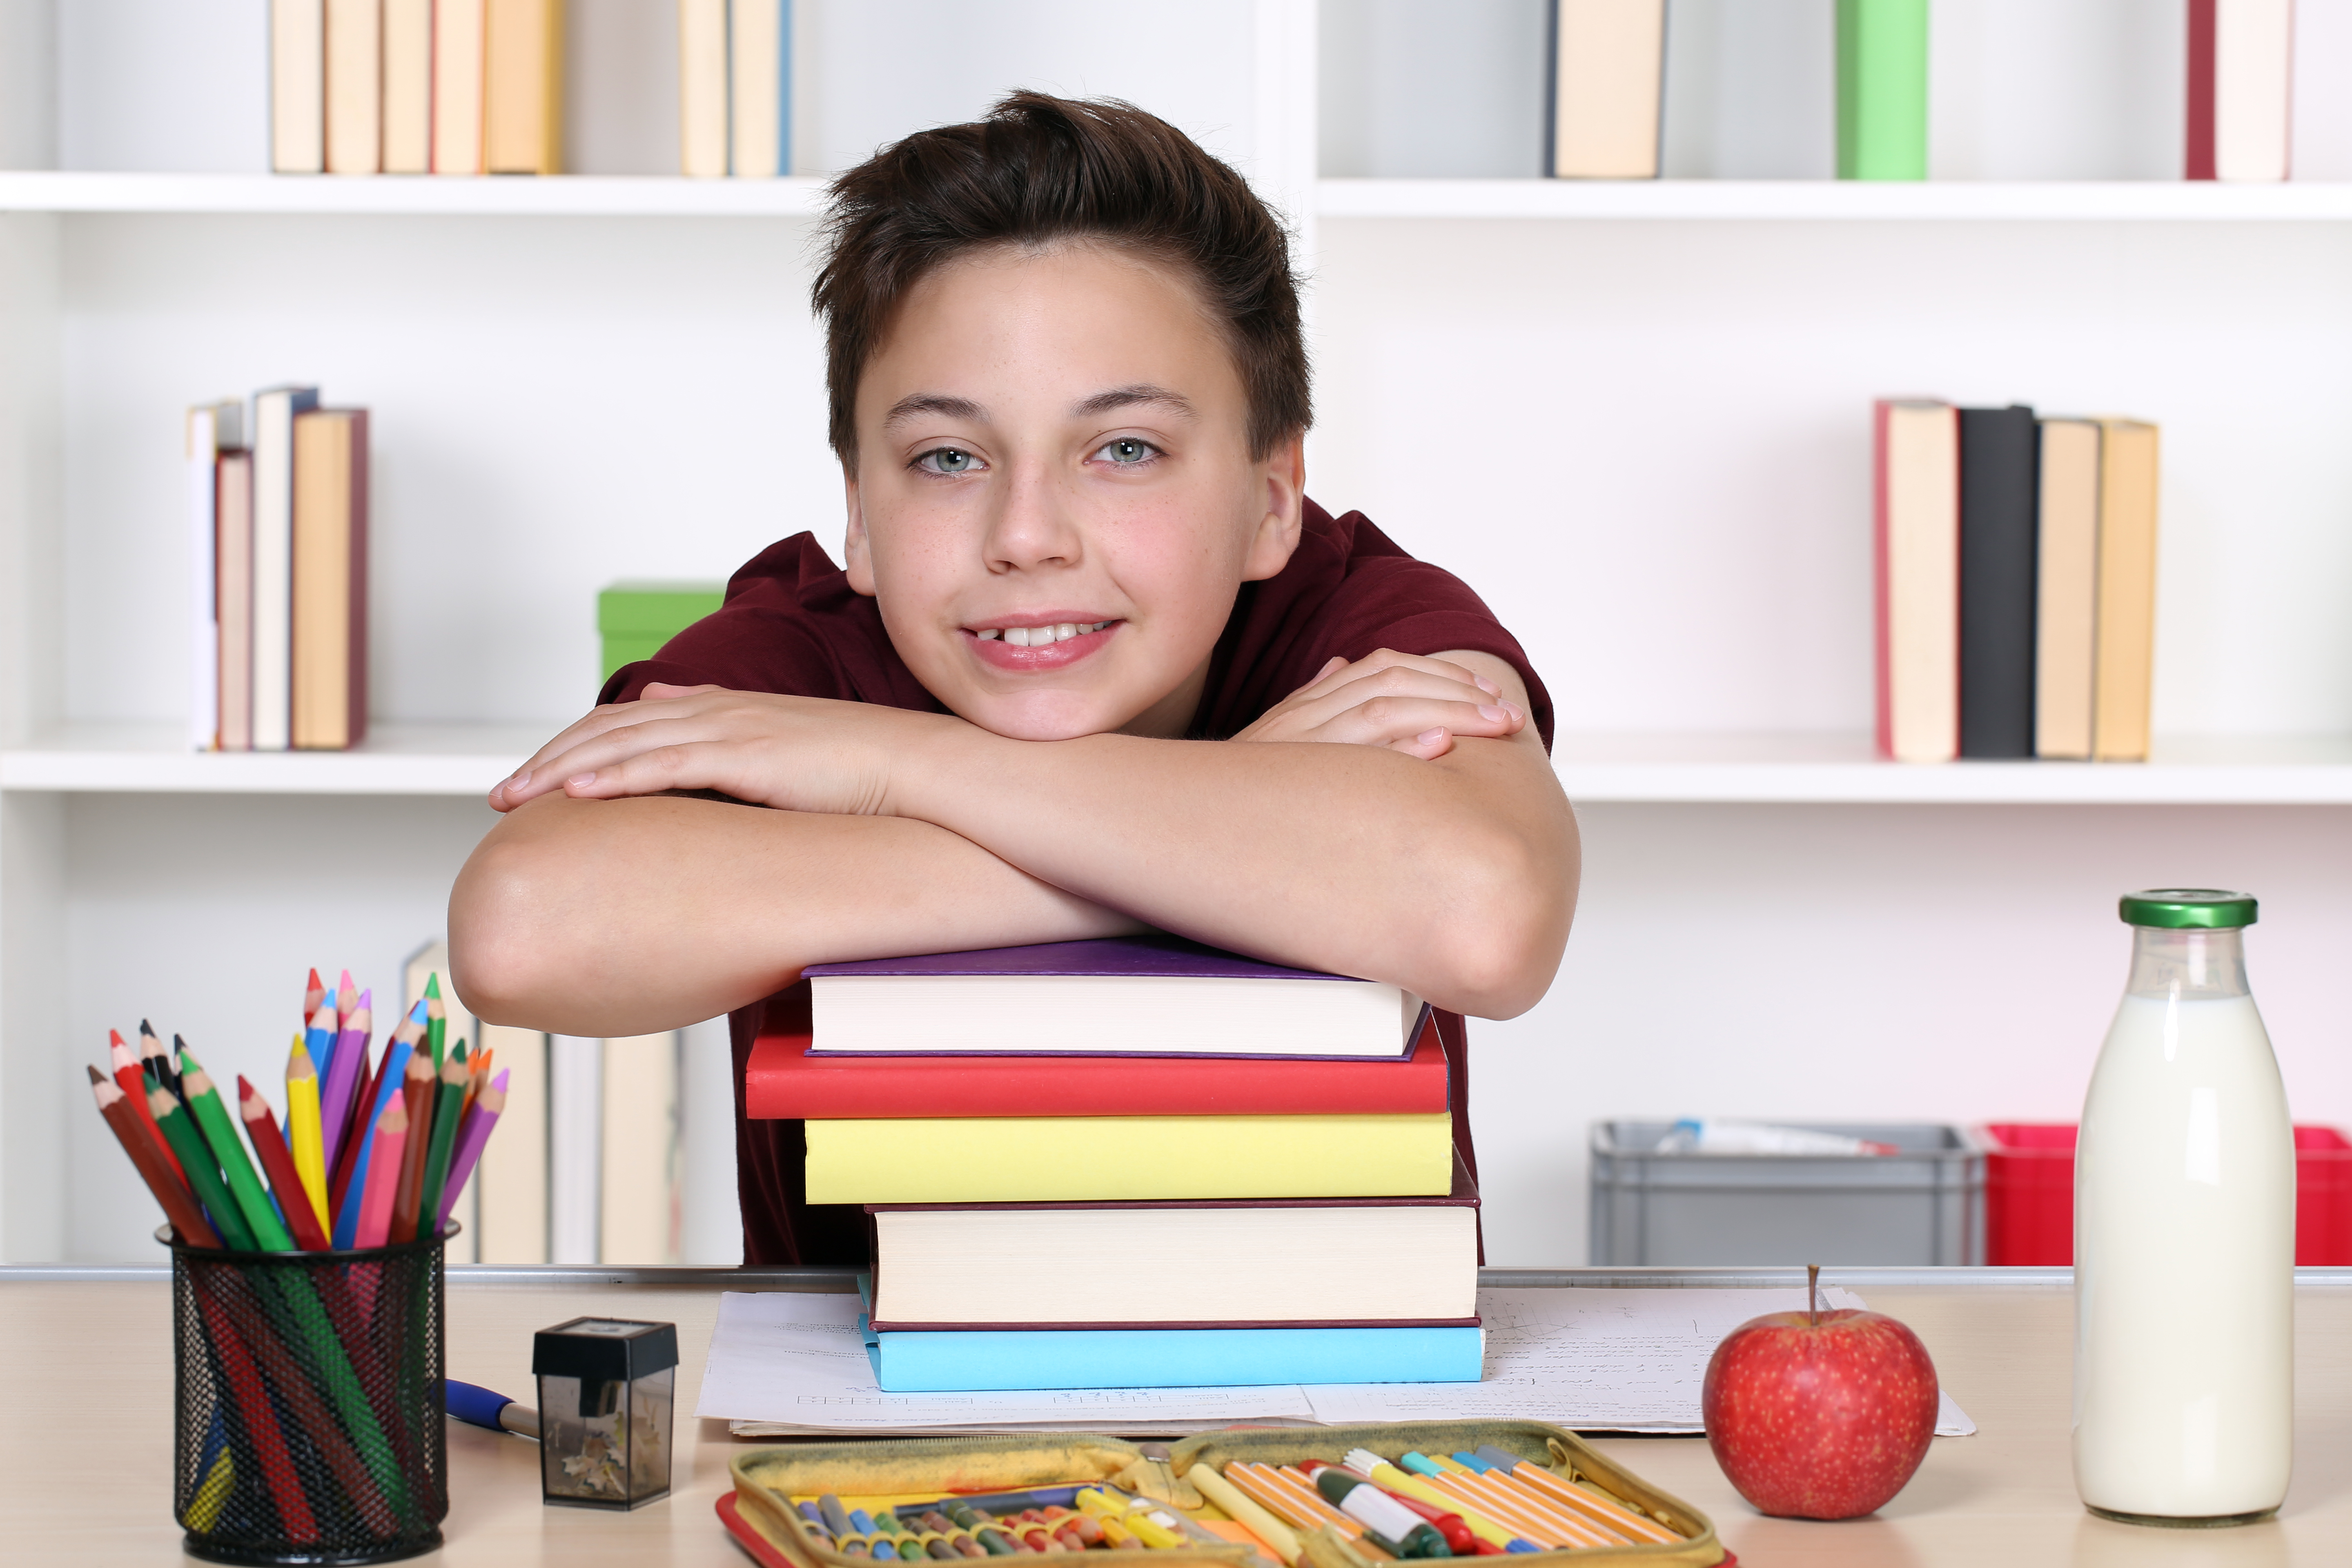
[748,995,1449,1120]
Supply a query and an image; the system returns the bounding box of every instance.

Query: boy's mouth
[964,617,1119,671]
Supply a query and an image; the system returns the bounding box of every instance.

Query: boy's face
[843,243,1303,741]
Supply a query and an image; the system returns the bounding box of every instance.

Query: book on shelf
[186,401,242,753]
[803,1111,1456,1207]
[290,408,370,751]
[679,0,730,179]
[2092,419,2160,762]
[601,1031,684,1265]
[2188,0,2294,183]
[475,1020,550,1263]
[249,385,318,751]
[2034,418,2102,761]
[1957,405,2038,761]
[860,1316,1485,1394]
[730,0,791,179]
[324,0,383,175]
[271,0,326,174]
[381,0,434,175]
[866,1150,1480,1331]
[1836,0,1928,181]
[485,0,563,175]
[1873,398,1960,763]
[803,936,1424,1060]
[434,0,489,174]
[216,449,256,752]
[748,999,1451,1120]
[1544,0,1665,180]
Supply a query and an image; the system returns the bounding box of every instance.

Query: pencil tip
[140,1019,157,1038]
[425,972,442,999]
[86,1063,105,1085]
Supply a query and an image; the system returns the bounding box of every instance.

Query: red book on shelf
[746,995,1448,1120]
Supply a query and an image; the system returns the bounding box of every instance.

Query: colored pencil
[285,1038,330,1234]
[319,991,372,1180]
[389,1045,437,1242]
[303,966,326,1025]
[1462,1451,1674,1546]
[354,1098,409,1249]
[90,1067,218,1247]
[109,1028,186,1183]
[150,1085,257,1251]
[179,1047,296,1252]
[336,967,358,1029]
[437,1069,507,1230]
[414,1042,469,1240]
[424,973,446,1068]
[141,1019,185,1109]
[332,1002,421,1245]
[239,1074,332,1252]
[328,1043,378,1226]
[187,1278,321,1542]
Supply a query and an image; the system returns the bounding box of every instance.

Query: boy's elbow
[447,830,577,1027]
[1421,823,1578,1020]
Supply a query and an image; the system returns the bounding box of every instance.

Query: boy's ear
[842,468,878,597]
[1239,431,1307,584]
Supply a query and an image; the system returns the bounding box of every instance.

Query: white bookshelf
[7,0,2352,1268]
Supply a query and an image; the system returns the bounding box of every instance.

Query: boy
[451,93,1579,1263]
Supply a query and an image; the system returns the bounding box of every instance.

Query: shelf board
[0,170,829,217]
[1553,734,2352,804]
[0,722,551,795]
[1318,178,2352,222]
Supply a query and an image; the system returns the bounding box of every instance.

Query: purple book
[802,936,1422,1060]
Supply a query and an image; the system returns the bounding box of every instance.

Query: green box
[598,581,726,682]
[1837,0,1929,181]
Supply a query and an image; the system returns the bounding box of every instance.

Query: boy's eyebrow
[1073,384,1196,420]
[881,393,986,429]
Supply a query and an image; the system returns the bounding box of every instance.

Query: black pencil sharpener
[532,1316,679,1509]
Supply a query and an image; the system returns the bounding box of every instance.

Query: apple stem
[1808,1263,1819,1327]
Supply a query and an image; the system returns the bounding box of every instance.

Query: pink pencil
[319,991,373,1174]
[335,968,358,1030]
[435,1070,508,1231]
[352,1098,409,1249]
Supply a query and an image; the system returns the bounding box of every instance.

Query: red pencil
[108,1028,185,1183]
[89,1066,217,1247]
[237,1075,330,1251]
[303,966,326,1025]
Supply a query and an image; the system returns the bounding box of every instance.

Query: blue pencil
[332,1030,414,1247]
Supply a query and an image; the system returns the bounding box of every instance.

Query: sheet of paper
[1303,1287,1975,1437]
[695,1290,1319,1431]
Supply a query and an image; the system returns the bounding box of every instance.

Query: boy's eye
[1094,437,1158,466]
[915,446,982,474]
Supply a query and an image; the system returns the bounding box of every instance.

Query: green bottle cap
[2119,889,2258,929]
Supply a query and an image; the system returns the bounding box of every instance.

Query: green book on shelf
[598,581,725,680]
[1836,0,1929,181]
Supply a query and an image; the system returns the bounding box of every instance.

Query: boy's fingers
[1289,668,1513,729]
[1317,695,1523,749]
[500,693,742,803]
[501,711,743,805]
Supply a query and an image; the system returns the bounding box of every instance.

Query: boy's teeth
[982,621,1108,647]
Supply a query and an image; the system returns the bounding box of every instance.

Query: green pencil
[149,1083,258,1251]
[424,974,446,1069]
[414,1040,469,1236]
[178,1045,296,1252]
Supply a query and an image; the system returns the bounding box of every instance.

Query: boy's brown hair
[813,91,1310,465]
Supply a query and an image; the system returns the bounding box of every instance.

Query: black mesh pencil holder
[165,1225,455,1565]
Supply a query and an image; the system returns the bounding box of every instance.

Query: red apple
[1702,1276,1939,1520]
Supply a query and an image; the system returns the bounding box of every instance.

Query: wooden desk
[6,1267,2348,1566]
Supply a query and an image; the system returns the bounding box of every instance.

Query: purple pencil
[436,1069,508,1232]
[318,990,373,1175]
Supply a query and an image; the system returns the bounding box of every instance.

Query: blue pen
[444,1379,541,1437]
[332,1022,417,1247]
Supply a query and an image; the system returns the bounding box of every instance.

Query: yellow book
[2092,419,2160,762]
[485,0,562,174]
[804,1112,1455,1205]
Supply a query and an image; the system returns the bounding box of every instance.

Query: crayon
[89,1067,218,1247]
[819,1495,855,1536]
[179,1047,295,1251]
[285,1038,331,1234]
[238,1074,332,1252]
[1192,1461,1302,1564]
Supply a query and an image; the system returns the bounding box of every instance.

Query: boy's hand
[1230,649,1525,758]
[488,683,945,815]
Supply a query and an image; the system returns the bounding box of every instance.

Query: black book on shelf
[1958,404,2040,759]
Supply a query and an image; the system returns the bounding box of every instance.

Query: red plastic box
[1979,1122,2352,1266]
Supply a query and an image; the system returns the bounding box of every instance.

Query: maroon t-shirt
[602,499,1553,1265]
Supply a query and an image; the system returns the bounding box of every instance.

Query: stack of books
[188,388,369,753]
[1873,399,2159,765]
[750,936,1483,1392]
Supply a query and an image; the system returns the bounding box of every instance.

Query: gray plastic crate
[1588,1120,1985,1267]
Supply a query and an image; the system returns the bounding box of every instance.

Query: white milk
[2074,921,2294,1522]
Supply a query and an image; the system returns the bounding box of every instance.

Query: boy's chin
[951,693,1132,744]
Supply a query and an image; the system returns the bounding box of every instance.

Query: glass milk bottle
[2074,890,2294,1524]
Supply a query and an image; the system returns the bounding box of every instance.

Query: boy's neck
[1116,656,1212,740]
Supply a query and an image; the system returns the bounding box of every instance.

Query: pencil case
[725,1420,1722,1567]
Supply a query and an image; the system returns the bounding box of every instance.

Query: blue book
[862,1317,1484,1393]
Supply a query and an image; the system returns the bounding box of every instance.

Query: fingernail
[1478,705,1508,722]
[1419,728,1448,746]
[566,772,595,788]
[1474,675,1499,695]
[507,770,529,790]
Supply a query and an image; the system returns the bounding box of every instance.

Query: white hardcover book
[548,1035,605,1263]
[432,0,487,174]
[272,0,327,174]
[729,0,787,178]
[2217,0,2295,181]
[679,0,729,177]
[186,402,240,752]
[249,386,318,753]
[1547,0,1667,179]
[601,1033,682,1265]
[476,1023,550,1263]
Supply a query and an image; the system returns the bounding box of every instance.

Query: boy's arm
[457,649,1575,1031]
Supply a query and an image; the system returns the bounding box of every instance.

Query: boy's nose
[981,466,1083,573]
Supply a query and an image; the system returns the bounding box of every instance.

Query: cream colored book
[290,408,368,750]
[1873,399,1959,764]
[324,0,383,176]
[729,0,786,178]
[601,1033,682,1264]
[2092,420,2160,762]
[272,0,326,173]
[476,1024,550,1262]
[485,0,561,174]
[804,1113,1456,1206]
[432,0,487,173]
[1547,0,1666,179]
[679,0,729,178]
[381,0,432,174]
[2034,419,2102,760]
